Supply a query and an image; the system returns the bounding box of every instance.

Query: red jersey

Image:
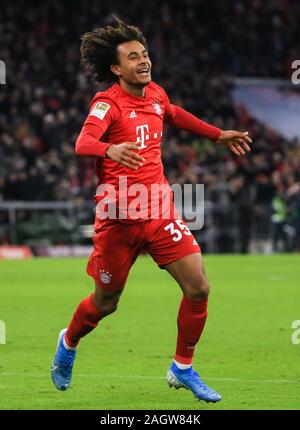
[75,81,221,221]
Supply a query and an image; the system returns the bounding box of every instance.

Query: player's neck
[118,80,146,98]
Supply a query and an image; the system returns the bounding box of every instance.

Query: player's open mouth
[138,69,150,76]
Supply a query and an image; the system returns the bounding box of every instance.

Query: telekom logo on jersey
[135,124,163,148]
[95,177,205,230]
[136,124,149,148]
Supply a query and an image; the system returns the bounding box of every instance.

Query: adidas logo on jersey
[129,110,137,118]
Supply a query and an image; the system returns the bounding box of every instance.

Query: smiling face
[110,40,152,91]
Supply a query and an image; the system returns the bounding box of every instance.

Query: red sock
[175,296,208,365]
[65,293,102,348]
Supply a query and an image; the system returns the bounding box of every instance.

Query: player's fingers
[229,143,241,156]
[237,138,251,152]
[128,151,145,161]
[235,143,245,155]
[125,143,140,150]
[244,135,253,144]
[122,154,143,166]
[237,131,249,138]
[124,150,145,162]
[120,160,138,170]
[243,142,251,152]
[238,135,252,146]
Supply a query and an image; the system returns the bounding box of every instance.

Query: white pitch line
[0,373,299,385]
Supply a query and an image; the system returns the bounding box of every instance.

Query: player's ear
[110,65,121,77]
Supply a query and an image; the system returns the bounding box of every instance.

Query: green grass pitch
[0,254,299,410]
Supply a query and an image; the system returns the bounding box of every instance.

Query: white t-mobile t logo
[136,124,149,149]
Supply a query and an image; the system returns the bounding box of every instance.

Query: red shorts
[87,209,201,292]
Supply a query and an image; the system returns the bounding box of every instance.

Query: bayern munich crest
[153,101,162,115]
[100,269,112,284]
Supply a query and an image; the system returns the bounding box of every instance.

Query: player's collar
[115,83,149,102]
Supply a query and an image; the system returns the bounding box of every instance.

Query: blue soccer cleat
[166,362,222,403]
[51,328,77,391]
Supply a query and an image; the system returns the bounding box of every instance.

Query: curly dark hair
[80,16,148,83]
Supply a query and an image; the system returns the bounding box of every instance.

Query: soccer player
[51,18,252,402]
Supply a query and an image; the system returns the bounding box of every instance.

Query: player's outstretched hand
[216,130,253,155]
[106,142,145,170]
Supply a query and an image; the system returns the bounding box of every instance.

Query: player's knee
[100,300,119,317]
[183,277,210,300]
[93,291,120,317]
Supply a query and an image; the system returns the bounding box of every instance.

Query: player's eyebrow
[127,49,148,58]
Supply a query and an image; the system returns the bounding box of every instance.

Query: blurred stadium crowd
[0,0,300,252]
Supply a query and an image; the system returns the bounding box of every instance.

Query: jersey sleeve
[75,96,120,158]
[84,96,120,133]
[162,88,222,141]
